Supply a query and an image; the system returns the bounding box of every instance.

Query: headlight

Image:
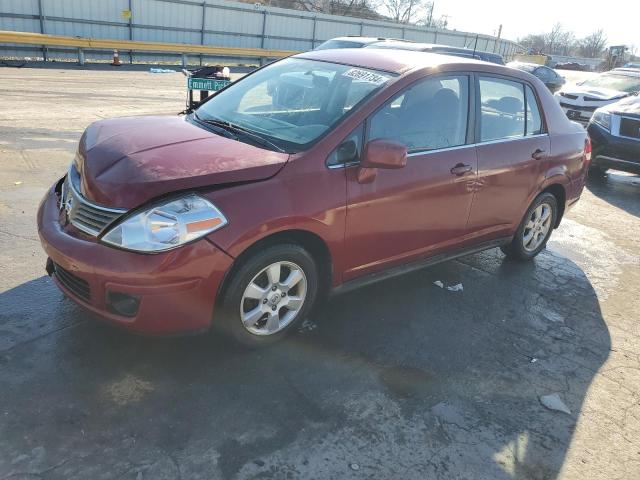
[591,110,611,131]
[101,193,228,253]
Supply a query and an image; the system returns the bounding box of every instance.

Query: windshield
[579,73,640,93]
[195,58,393,152]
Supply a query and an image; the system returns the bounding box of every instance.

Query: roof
[364,41,476,54]
[508,61,540,68]
[320,37,386,44]
[607,68,640,77]
[507,61,542,72]
[611,68,640,76]
[295,47,485,75]
[325,36,413,43]
[365,40,436,52]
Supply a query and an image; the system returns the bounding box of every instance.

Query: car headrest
[496,96,523,115]
[432,88,459,107]
[402,80,444,108]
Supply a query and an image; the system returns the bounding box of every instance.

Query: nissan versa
[37,49,591,346]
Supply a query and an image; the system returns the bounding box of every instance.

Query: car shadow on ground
[587,170,640,218]
[0,248,609,479]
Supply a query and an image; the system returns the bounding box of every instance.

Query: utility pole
[37,0,47,61]
[494,24,502,53]
[427,2,434,28]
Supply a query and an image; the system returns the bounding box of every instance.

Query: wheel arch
[540,183,566,228]
[216,229,333,304]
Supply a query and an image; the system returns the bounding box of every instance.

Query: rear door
[466,76,549,240]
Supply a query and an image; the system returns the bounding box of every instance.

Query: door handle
[450,163,472,176]
[532,148,546,160]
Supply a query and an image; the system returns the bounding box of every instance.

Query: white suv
[554,70,640,126]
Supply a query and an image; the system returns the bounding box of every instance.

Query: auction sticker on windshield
[343,68,389,85]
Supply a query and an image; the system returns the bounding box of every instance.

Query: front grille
[619,117,640,139]
[62,167,126,236]
[53,263,91,302]
[582,96,607,102]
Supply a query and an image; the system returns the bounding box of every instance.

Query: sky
[430,0,639,48]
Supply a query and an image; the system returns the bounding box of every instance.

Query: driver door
[342,74,478,281]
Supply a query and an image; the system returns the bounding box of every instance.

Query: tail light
[584,137,592,164]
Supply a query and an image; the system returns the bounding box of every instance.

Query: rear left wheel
[216,244,319,347]
[501,192,558,261]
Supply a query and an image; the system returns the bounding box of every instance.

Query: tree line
[251,0,450,27]
[246,0,628,61]
[518,24,610,58]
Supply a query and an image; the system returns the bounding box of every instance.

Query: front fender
[201,164,348,282]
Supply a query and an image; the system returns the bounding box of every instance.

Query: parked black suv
[587,95,640,175]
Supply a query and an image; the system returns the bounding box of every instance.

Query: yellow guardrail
[0,30,298,59]
[512,54,548,66]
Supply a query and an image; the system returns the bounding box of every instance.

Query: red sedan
[38,48,590,346]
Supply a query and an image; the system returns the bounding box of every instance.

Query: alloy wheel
[522,202,553,252]
[239,261,307,336]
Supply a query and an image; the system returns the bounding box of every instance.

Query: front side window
[368,76,469,152]
[479,77,525,141]
[195,58,393,152]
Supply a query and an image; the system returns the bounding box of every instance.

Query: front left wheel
[216,244,319,347]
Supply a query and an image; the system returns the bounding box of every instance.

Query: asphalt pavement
[0,65,639,480]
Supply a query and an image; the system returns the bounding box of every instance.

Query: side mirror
[357,139,407,184]
[361,139,407,169]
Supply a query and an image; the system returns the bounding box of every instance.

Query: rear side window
[368,75,469,152]
[479,77,525,141]
[525,86,543,135]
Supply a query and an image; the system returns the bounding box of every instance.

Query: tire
[215,244,319,347]
[501,192,558,261]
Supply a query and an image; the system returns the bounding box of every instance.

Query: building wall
[0,0,523,64]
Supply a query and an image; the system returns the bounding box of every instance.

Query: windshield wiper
[192,112,238,140]
[195,114,285,153]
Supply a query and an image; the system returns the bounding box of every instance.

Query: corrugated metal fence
[0,0,522,64]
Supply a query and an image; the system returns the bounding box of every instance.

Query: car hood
[76,116,289,208]
[601,94,640,115]
[559,84,628,101]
